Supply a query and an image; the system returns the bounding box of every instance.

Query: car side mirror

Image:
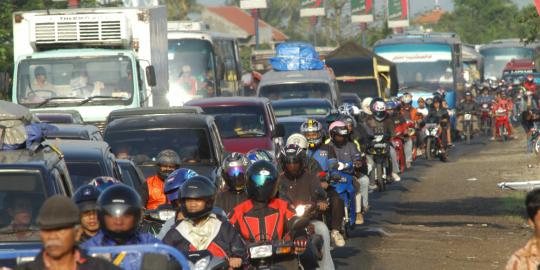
[145,66,156,87]
[273,123,285,138]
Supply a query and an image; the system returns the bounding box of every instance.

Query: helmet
[401,93,413,104]
[339,114,357,129]
[279,144,305,166]
[156,149,180,180]
[325,109,341,125]
[329,120,349,145]
[286,133,308,150]
[73,184,101,212]
[246,160,279,203]
[464,91,472,97]
[300,119,323,148]
[351,105,361,116]
[164,168,199,203]
[513,78,522,86]
[88,176,121,193]
[370,98,387,121]
[246,149,275,165]
[361,97,373,115]
[338,104,354,116]
[425,97,433,106]
[386,101,398,110]
[222,153,249,192]
[527,74,534,82]
[179,176,217,219]
[97,184,142,241]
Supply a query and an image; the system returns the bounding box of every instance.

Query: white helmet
[361,97,373,115]
[351,105,361,116]
[286,133,308,150]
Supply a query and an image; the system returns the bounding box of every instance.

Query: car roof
[259,69,334,86]
[48,140,111,160]
[46,124,99,140]
[0,146,62,168]
[105,114,213,132]
[271,98,332,107]
[185,97,269,107]
[106,106,203,123]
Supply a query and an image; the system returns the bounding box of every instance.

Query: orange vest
[146,175,166,210]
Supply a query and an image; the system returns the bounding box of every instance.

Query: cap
[37,195,80,230]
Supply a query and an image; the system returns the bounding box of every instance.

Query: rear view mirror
[273,124,285,138]
[145,66,156,87]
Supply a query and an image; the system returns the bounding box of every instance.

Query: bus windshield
[168,39,216,98]
[16,56,134,107]
[481,47,534,80]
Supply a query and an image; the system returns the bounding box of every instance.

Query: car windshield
[338,79,379,99]
[279,121,302,139]
[0,170,45,242]
[202,106,267,139]
[17,56,134,107]
[65,162,105,189]
[106,129,214,165]
[272,103,331,118]
[259,83,332,101]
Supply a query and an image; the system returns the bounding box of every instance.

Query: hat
[37,195,80,230]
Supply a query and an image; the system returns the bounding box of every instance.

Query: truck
[11,6,169,130]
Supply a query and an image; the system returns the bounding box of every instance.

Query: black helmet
[222,152,249,192]
[464,91,472,97]
[433,96,442,104]
[97,184,142,241]
[73,184,101,212]
[370,97,387,121]
[156,149,180,180]
[179,176,217,219]
[246,160,279,203]
[279,144,306,178]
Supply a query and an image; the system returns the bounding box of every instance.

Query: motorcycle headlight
[295,204,309,217]
[431,129,439,136]
[194,257,209,270]
[249,245,273,259]
[158,210,176,221]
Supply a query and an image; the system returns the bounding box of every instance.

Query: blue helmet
[88,176,121,193]
[164,168,199,202]
[73,184,101,212]
[386,101,399,110]
[246,149,275,165]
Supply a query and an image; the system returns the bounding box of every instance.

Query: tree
[434,0,519,44]
[160,0,200,20]
[516,4,540,44]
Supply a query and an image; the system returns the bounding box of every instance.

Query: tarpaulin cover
[270,42,324,71]
[0,101,54,150]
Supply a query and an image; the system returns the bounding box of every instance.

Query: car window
[0,170,45,242]
[259,83,332,101]
[65,161,105,189]
[203,106,267,139]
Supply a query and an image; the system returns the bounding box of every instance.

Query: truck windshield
[338,79,379,99]
[0,171,45,242]
[168,39,216,98]
[259,83,332,101]
[481,47,534,80]
[106,129,214,165]
[16,56,134,107]
[395,61,454,91]
[202,106,267,139]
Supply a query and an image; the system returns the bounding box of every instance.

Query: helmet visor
[250,173,275,187]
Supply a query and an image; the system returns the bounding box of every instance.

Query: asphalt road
[332,131,537,270]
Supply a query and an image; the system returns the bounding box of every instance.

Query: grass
[502,191,527,223]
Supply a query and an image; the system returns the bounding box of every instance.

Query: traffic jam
[3,0,540,270]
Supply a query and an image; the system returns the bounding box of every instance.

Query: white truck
[11,6,168,129]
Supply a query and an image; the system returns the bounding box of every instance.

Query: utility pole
[253,9,260,50]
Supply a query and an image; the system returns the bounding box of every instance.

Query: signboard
[535,0,540,16]
[240,0,268,9]
[377,52,451,63]
[300,0,325,17]
[387,0,409,28]
[351,0,373,23]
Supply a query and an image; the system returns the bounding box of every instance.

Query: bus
[478,39,540,81]
[167,21,242,106]
[373,32,463,108]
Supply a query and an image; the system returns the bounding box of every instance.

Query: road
[333,131,536,269]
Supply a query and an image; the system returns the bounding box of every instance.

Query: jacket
[16,248,121,270]
[80,230,161,270]
[457,100,479,114]
[327,140,361,174]
[215,189,249,215]
[278,171,325,205]
[364,115,396,138]
[144,175,167,210]
[162,214,245,259]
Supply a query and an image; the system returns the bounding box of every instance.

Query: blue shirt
[81,230,161,270]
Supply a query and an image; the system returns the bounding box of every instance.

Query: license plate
[374,143,386,148]
[249,245,273,259]
[464,114,472,121]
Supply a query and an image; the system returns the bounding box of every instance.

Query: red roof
[206,6,288,41]
[413,8,445,25]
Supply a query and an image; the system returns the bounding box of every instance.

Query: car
[49,140,123,190]
[103,114,225,182]
[0,143,73,248]
[277,115,329,141]
[257,68,341,108]
[271,98,333,118]
[45,123,103,141]
[185,97,284,155]
[106,106,203,125]
[31,110,84,124]
[340,93,363,108]
[117,159,146,192]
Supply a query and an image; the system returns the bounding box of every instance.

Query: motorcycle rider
[491,90,516,140]
[286,133,324,176]
[140,149,180,210]
[521,110,540,153]
[278,144,336,269]
[364,98,401,181]
[456,91,479,138]
[327,121,371,225]
[215,153,250,215]
[524,74,537,107]
[395,98,417,169]
[427,96,452,147]
[417,98,429,118]
[81,185,161,270]
[300,119,347,241]
[229,160,308,270]
[163,176,245,268]
[73,185,101,243]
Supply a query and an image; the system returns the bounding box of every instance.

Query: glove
[337,162,350,171]
[294,237,308,252]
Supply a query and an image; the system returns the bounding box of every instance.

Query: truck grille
[33,15,125,44]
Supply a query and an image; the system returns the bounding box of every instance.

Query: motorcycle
[367,134,392,192]
[141,206,176,235]
[512,90,524,122]
[480,103,491,136]
[424,123,447,162]
[187,250,229,270]
[461,112,474,144]
[495,107,510,142]
[327,162,357,238]
[532,129,540,157]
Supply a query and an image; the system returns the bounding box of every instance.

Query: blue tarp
[270,42,324,71]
